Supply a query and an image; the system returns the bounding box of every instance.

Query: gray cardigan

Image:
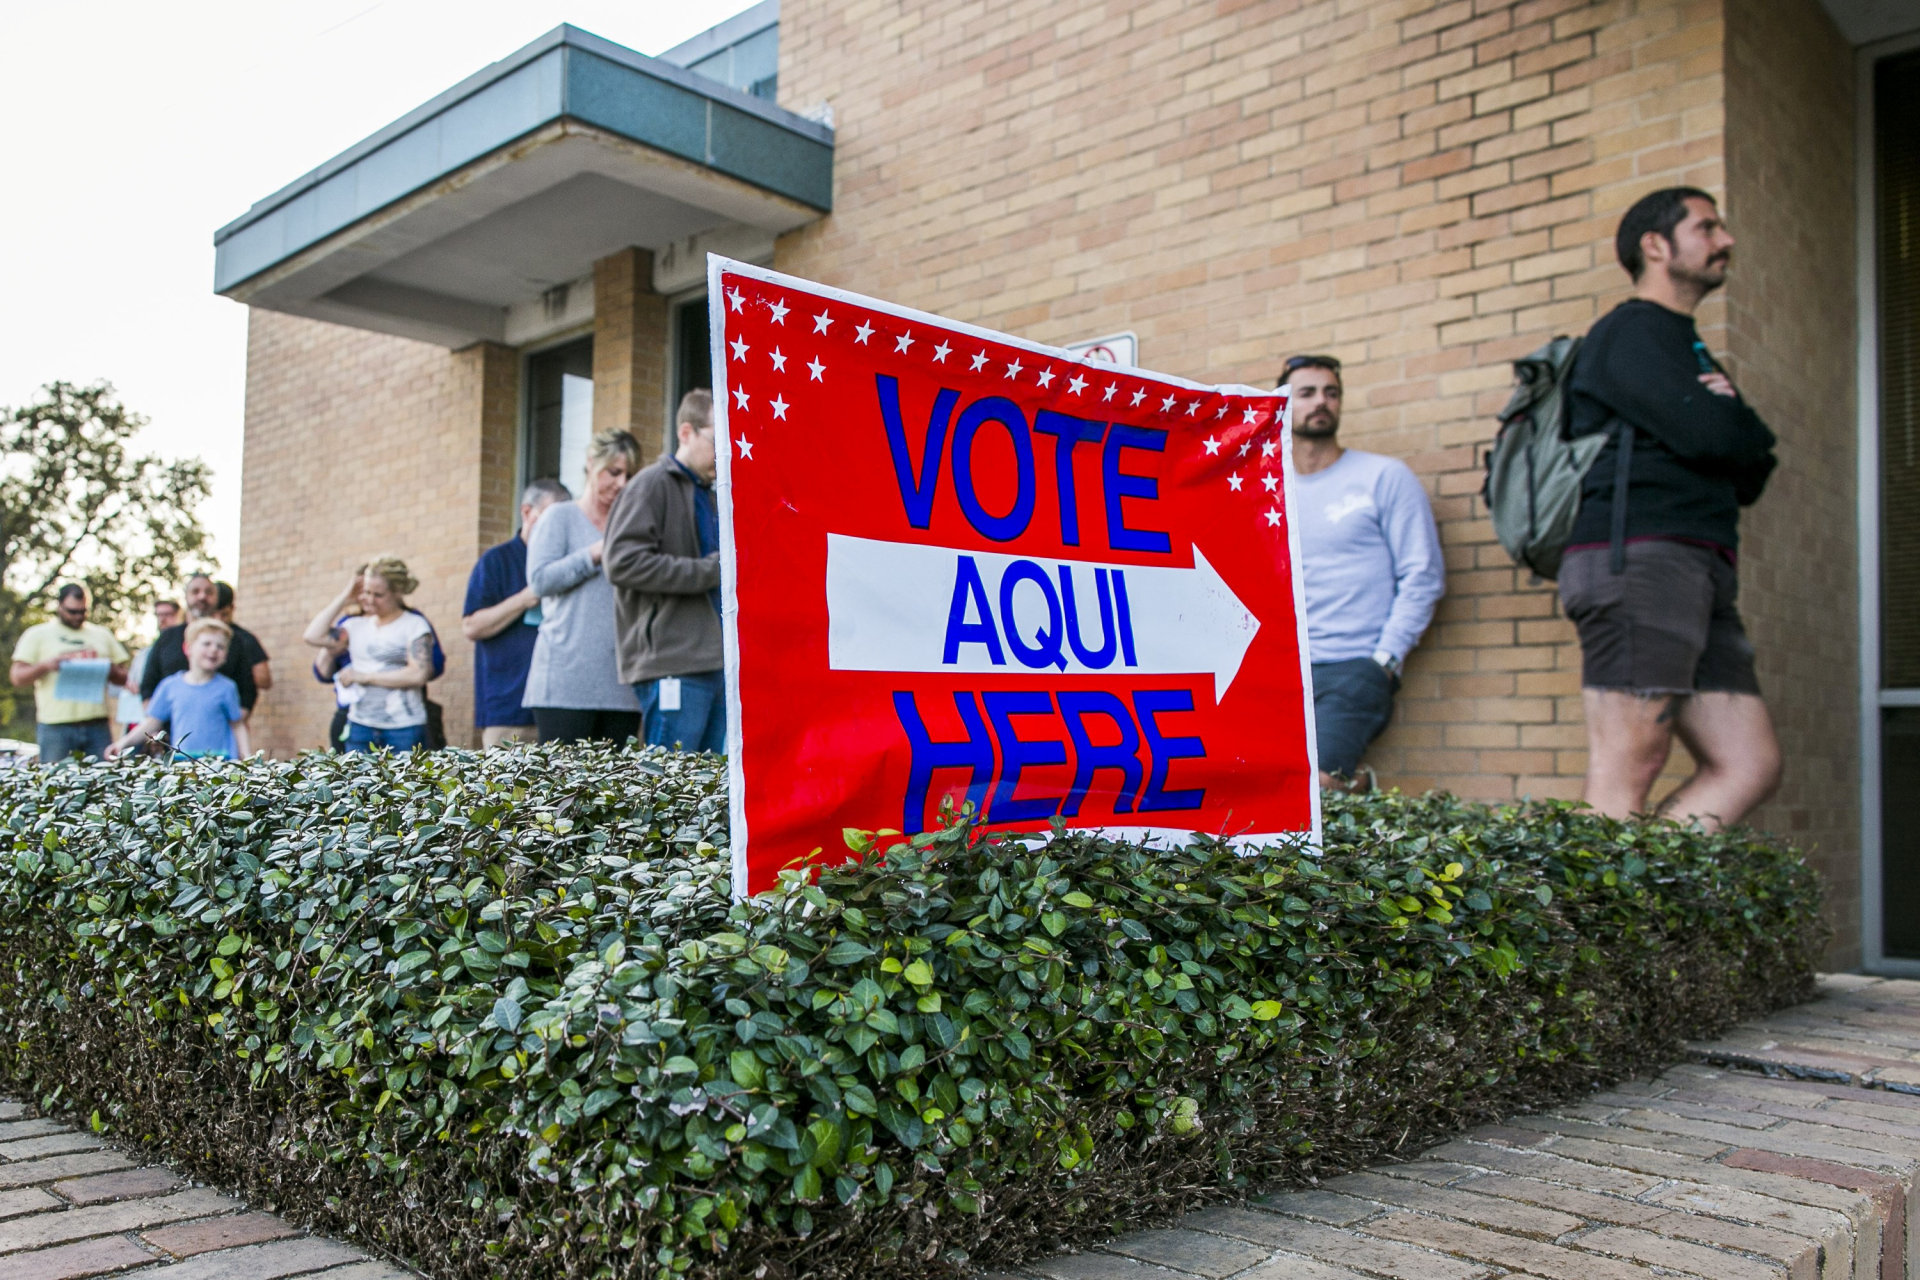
[522,501,640,713]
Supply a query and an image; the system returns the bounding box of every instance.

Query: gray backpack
[1482,335,1612,580]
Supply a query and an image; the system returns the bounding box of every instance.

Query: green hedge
[0,748,1823,1279]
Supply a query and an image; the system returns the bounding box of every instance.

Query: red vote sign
[708,259,1319,897]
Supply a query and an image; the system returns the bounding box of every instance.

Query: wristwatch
[1372,649,1402,677]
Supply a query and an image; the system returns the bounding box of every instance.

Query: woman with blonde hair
[523,430,643,743]
[302,555,435,752]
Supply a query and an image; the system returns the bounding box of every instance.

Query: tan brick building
[215,0,1919,971]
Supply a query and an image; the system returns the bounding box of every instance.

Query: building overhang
[213,24,832,348]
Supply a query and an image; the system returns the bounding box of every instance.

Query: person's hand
[54,649,98,666]
[335,667,359,687]
[1699,372,1736,397]
[587,539,605,564]
[342,570,367,598]
[103,741,123,761]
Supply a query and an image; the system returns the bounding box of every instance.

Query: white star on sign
[1185,400,1200,416]
[729,336,750,361]
[1228,473,1244,491]
[1203,437,1221,455]
[808,357,826,381]
[895,332,915,353]
[769,347,787,372]
[1005,358,1024,379]
[932,341,952,363]
[732,386,750,410]
[1215,404,1229,419]
[1238,442,1252,457]
[1130,388,1147,407]
[854,321,874,344]
[1160,393,1177,412]
[770,394,790,420]
[769,299,789,324]
[1242,405,1261,424]
[812,309,833,334]
[1036,367,1055,388]
[971,351,990,371]
[1103,384,1119,402]
[1261,440,1278,458]
[1067,374,1087,395]
[1264,508,1282,527]
[1262,473,1279,492]
[727,288,744,312]
[737,436,753,459]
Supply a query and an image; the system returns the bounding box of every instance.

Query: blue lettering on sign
[892,686,1207,833]
[951,397,1036,542]
[1057,690,1141,816]
[1103,424,1171,554]
[1134,689,1206,811]
[943,556,1005,666]
[943,558,1135,672]
[877,375,961,530]
[984,690,1067,821]
[894,690,995,834]
[875,382,1176,555]
[1032,409,1105,545]
[1057,565,1116,668]
[999,560,1067,671]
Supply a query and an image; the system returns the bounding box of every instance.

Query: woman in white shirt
[302,555,434,752]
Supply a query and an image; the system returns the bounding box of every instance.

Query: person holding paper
[8,583,130,762]
[107,618,249,761]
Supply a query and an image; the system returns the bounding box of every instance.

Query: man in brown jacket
[604,390,726,752]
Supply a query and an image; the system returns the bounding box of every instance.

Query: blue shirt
[674,458,722,616]
[1293,449,1445,665]
[147,672,243,758]
[463,537,539,727]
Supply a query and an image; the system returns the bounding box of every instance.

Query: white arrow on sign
[825,533,1261,701]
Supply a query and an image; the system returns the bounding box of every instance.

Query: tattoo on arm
[409,633,434,675]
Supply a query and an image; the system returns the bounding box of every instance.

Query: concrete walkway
[0,1107,412,1279]
[992,975,1920,1280]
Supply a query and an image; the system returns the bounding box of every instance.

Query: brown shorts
[1559,541,1761,696]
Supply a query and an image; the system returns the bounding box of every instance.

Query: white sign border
[708,255,1321,899]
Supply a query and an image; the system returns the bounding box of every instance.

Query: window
[674,297,713,412]
[524,337,594,493]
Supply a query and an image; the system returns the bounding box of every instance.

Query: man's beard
[1670,253,1729,293]
[1294,412,1340,440]
[188,602,215,620]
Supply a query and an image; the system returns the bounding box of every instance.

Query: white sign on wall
[1064,331,1138,368]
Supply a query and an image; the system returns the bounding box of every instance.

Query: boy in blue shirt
[108,618,250,760]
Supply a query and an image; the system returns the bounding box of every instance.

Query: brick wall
[592,248,673,460]
[1723,0,1859,963]
[775,0,1860,958]
[237,310,514,756]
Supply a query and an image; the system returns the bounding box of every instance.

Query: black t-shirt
[1566,299,1776,550]
[141,622,262,710]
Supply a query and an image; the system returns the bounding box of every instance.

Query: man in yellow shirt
[9,584,130,762]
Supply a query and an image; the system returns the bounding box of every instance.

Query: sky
[0,0,755,577]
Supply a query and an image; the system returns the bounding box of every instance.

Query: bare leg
[1660,692,1781,831]
[1581,689,1679,819]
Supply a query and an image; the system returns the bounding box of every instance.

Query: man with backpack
[1284,355,1445,790]
[1556,187,1780,830]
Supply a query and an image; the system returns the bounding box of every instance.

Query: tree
[1,382,211,731]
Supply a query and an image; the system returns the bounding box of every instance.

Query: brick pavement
[0,1106,413,1279]
[988,974,1920,1280]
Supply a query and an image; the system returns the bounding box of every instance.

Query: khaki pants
[482,725,536,748]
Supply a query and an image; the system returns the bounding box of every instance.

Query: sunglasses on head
[1279,355,1341,386]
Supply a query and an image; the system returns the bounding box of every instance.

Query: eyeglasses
[1280,355,1341,386]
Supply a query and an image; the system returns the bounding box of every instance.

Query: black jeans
[1310,658,1397,777]
[531,707,640,745]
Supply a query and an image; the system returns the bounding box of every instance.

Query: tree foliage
[0,381,211,726]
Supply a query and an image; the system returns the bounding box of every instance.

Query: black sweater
[1566,299,1776,550]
